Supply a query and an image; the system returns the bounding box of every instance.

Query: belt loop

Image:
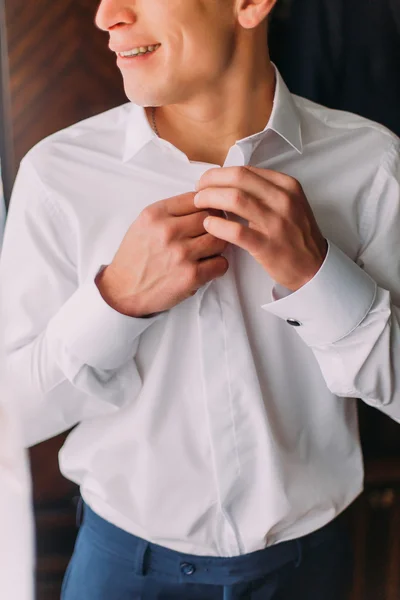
[294,539,303,568]
[135,540,150,576]
[75,495,84,528]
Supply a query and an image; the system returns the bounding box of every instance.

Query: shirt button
[286,318,302,327]
[180,562,196,576]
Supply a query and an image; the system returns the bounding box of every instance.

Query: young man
[1,0,400,598]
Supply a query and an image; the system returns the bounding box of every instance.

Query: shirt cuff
[262,242,377,347]
[47,271,163,370]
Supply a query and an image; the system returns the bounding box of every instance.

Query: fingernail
[194,193,200,206]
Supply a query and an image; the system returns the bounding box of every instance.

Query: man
[1,0,400,598]
[0,169,34,600]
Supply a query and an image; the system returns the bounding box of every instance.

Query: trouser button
[180,562,196,576]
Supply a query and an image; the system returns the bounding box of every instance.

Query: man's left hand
[194,166,328,292]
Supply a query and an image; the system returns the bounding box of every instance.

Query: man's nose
[95,0,137,32]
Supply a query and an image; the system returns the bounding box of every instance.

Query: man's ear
[236,0,278,29]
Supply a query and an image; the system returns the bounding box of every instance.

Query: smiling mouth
[116,44,161,58]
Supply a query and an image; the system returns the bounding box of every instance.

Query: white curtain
[0,165,5,249]
[0,162,34,600]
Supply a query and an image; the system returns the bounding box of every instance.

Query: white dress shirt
[1,70,400,557]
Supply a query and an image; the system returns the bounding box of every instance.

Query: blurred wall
[5,0,126,173]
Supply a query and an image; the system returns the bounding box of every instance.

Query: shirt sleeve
[262,138,400,421]
[0,157,162,446]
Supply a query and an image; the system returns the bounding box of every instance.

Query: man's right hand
[95,192,229,317]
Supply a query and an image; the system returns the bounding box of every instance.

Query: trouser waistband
[81,503,343,586]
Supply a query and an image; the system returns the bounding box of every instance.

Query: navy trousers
[61,504,353,600]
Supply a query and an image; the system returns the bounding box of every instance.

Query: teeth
[118,44,160,57]
[120,49,139,56]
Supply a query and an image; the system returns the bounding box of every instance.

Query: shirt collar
[123,103,157,162]
[264,66,303,154]
[123,67,303,163]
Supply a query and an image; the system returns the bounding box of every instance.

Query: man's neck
[146,61,276,167]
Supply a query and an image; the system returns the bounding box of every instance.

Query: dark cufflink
[286,318,302,327]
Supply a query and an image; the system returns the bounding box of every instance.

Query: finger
[175,209,226,238]
[198,166,297,192]
[245,166,300,192]
[174,211,212,238]
[196,167,293,211]
[195,255,229,288]
[164,192,199,217]
[203,215,263,254]
[194,187,267,224]
[187,233,228,260]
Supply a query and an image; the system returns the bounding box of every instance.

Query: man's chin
[123,88,164,108]
[122,80,183,108]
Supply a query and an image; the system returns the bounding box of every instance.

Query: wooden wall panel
[0,0,14,204]
[6,0,126,170]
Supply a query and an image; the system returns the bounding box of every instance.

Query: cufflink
[286,318,302,327]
